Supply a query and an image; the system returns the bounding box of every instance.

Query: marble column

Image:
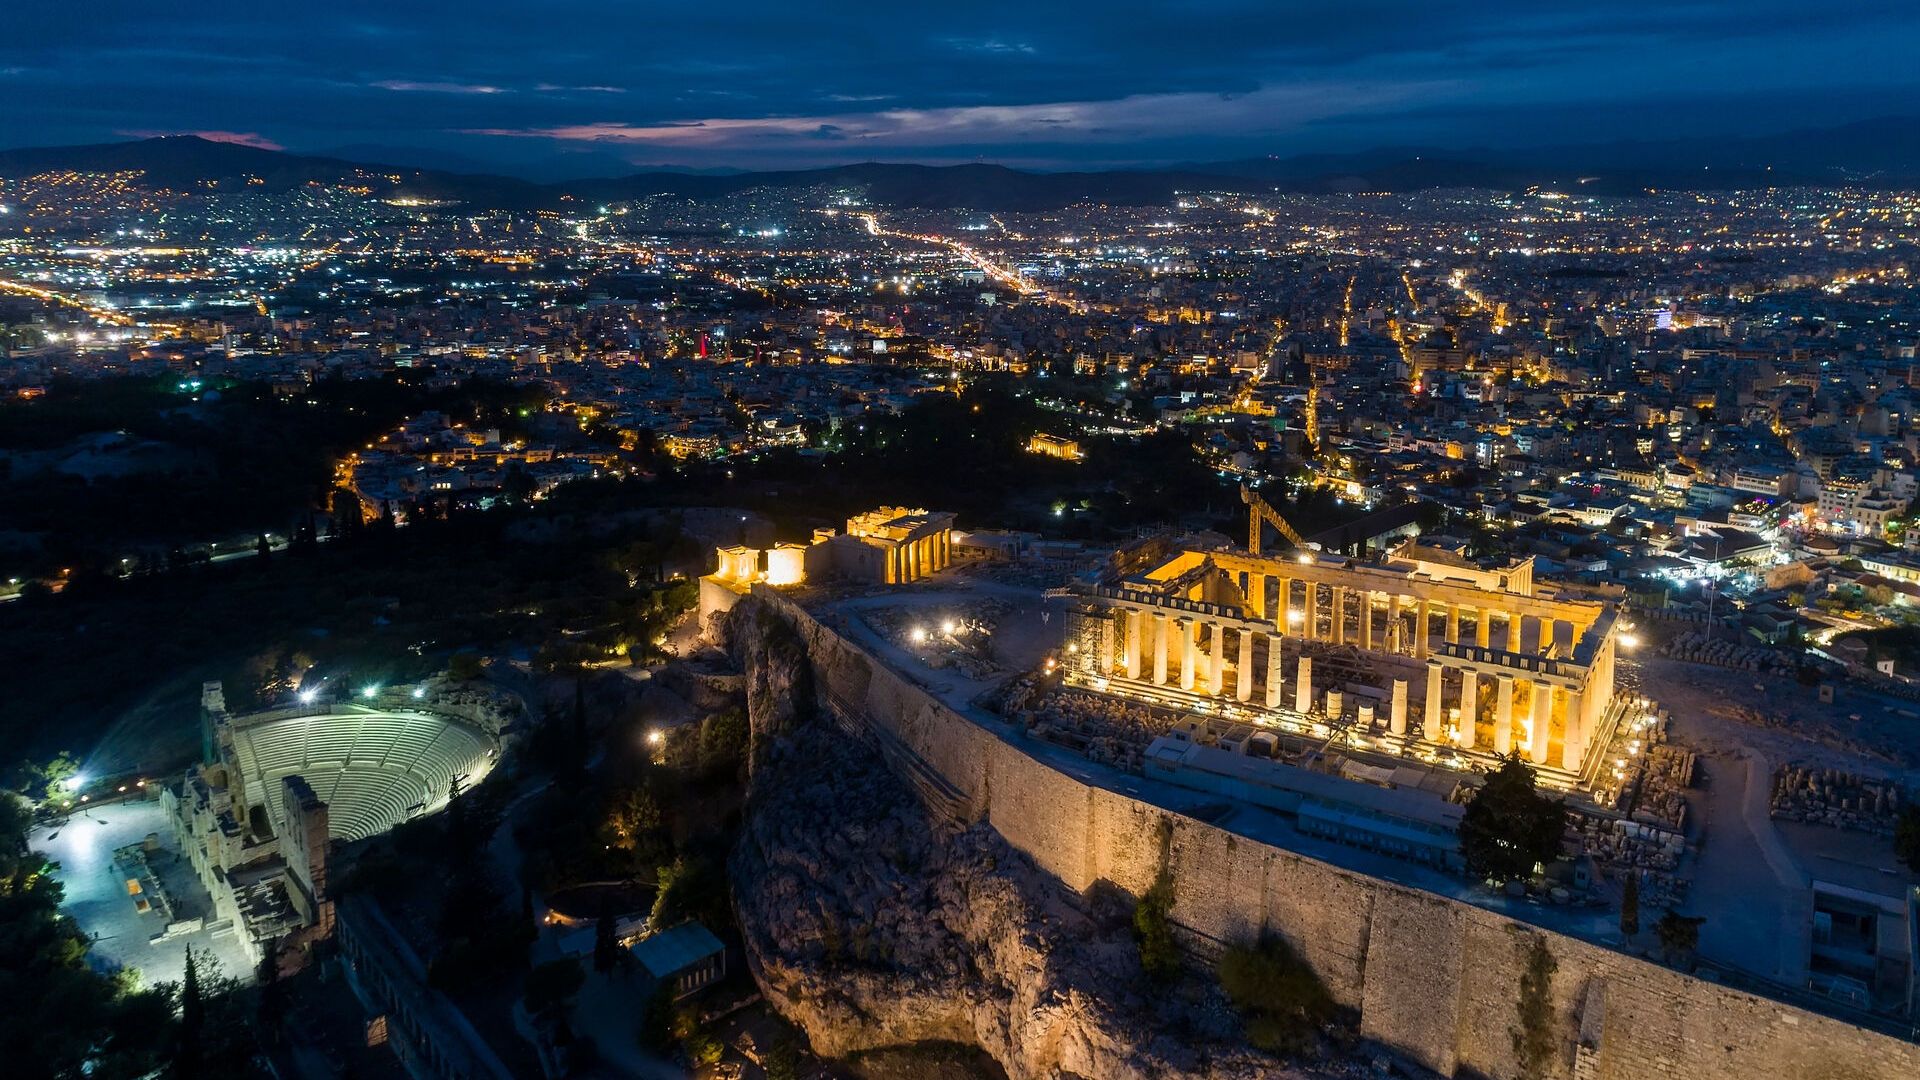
[1275,578,1291,634]
[1494,675,1515,754]
[1123,610,1143,680]
[1207,621,1227,696]
[1506,612,1524,653]
[1423,661,1444,741]
[1295,655,1313,714]
[1459,672,1478,749]
[1236,629,1255,701]
[1563,689,1586,769]
[1415,600,1430,659]
[1445,603,1460,645]
[1100,616,1117,675]
[1153,613,1169,685]
[1388,593,1403,654]
[1390,678,1408,737]
[1264,634,1283,708]
[1179,618,1198,691]
[1528,681,1552,764]
[1331,587,1347,646]
[1474,607,1491,649]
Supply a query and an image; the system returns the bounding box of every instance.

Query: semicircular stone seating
[231,710,497,842]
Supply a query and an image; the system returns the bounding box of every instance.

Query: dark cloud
[1,1,1915,173]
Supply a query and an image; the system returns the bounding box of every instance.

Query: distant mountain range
[3,116,1916,213]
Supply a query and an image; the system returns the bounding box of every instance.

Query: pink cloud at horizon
[119,129,285,151]
[459,81,1459,155]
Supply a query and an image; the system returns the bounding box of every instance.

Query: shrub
[1217,933,1335,1056]
[1132,870,1179,982]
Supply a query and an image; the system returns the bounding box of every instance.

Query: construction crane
[1241,485,1308,555]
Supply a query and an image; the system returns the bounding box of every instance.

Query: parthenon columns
[1236,629,1255,701]
[1459,672,1478,748]
[1152,613,1169,685]
[1123,610,1142,680]
[1494,675,1515,755]
[1423,661,1444,741]
[1474,608,1491,649]
[1387,593,1403,653]
[1207,622,1227,695]
[1264,633,1283,708]
[1179,618,1198,691]
[1506,612,1524,653]
[1445,603,1460,645]
[1564,689,1586,768]
[1389,678,1408,736]
[1414,600,1430,659]
[1295,655,1313,713]
[1528,681,1552,764]
[1331,587,1347,646]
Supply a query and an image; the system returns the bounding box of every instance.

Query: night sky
[5,1,1918,176]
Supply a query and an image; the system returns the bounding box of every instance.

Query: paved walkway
[1686,749,1808,981]
[33,797,254,986]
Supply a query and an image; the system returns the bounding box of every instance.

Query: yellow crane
[1241,484,1307,555]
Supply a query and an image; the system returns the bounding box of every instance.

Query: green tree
[762,1039,802,1080]
[637,983,676,1050]
[697,710,748,778]
[523,957,585,1020]
[176,947,203,1078]
[602,785,665,869]
[1894,806,1920,874]
[650,855,729,930]
[592,908,621,976]
[1458,753,1567,884]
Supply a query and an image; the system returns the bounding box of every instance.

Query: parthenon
[1065,530,1626,784]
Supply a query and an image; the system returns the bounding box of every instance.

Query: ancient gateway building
[700,506,958,625]
[1064,532,1625,786]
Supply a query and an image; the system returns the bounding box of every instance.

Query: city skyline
[5,2,1920,176]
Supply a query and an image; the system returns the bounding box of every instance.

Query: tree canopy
[1458,753,1567,884]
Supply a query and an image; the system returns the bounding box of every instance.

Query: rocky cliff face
[725,598,1345,1080]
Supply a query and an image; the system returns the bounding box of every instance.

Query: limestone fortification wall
[757,590,1920,1080]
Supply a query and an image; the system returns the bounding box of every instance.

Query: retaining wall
[755,590,1920,1080]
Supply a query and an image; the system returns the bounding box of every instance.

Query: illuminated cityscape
[4,5,1920,1080]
